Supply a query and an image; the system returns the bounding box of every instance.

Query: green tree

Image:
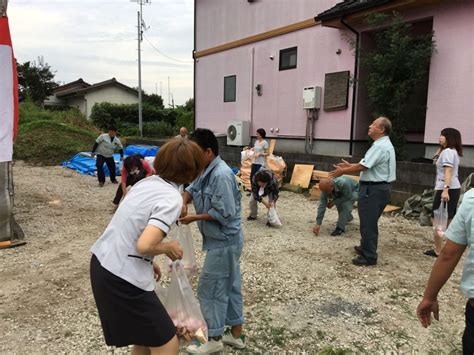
[143,93,164,109]
[17,56,59,105]
[359,13,436,158]
[183,97,194,111]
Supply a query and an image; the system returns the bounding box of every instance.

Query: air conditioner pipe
[305,108,319,154]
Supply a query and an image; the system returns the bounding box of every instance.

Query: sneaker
[247,216,257,221]
[223,329,246,349]
[111,180,119,184]
[186,339,224,354]
[98,182,105,187]
[354,245,363,255]
[330,227,344,236]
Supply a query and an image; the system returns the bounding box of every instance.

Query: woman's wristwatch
[443,185,450,189]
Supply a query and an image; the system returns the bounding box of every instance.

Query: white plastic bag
[162,224,197,277]
[163,261,208,344]
[433,203,448,232]
[267,207,282,227]
[154,282,168,304]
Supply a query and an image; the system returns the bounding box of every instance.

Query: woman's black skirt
[90,254,176,347]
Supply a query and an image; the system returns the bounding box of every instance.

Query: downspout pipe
[340,16,359,156]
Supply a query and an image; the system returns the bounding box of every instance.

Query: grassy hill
[13,102,100,165]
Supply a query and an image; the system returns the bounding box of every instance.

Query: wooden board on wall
[268,139,276,155]
[290,164,314,188]
[324,70,350,111]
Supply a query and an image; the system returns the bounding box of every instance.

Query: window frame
[223,75,237,103]
[279,46,298,71]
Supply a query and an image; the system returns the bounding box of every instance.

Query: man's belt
[359,181,389,185]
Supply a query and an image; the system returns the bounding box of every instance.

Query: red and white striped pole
[0,6,25,249]
[0,14,18,161]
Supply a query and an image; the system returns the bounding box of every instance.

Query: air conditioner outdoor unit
[227,121,250,146]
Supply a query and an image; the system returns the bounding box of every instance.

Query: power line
[143,34,193,64]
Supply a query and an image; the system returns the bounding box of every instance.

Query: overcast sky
[8,0,194,106]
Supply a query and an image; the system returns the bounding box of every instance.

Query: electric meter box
[303,86,322,109]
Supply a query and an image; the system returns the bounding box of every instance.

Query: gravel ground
[0,162,466,353]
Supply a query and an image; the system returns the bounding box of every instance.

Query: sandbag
[164,262,208,344]
[240,151,287,191]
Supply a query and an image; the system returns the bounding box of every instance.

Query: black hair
[256,128,266,139]
[108,125,117,132]
[254,169,272,183]
[123,155,143,173]
[190,128,219,156]
[441,128,463,156]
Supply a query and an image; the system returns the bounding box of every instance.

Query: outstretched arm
[329,159,366,178]
[416,240,466,327]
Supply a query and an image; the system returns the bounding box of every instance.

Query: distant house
[194,0,474,166]
[44,78,138,119]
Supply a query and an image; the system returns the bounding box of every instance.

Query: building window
[224,75,236,102]
[279,46,297,71]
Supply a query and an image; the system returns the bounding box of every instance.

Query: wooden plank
[383,205,401,213]
[268,139,276,156]
[312,170,329,180]
[311,169,360,182]
[290,164,314,189]
[0,240,11,248]
[194,18,320,58]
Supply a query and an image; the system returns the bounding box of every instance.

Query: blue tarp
[61,152,122,177]
[124,145,159,157]
[61,145,160,176]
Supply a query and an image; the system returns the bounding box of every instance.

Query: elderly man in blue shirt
[180,128,245,353]
[417,188,474,353]
[330,116,396,266]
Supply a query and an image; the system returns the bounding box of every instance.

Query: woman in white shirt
[424,128,463,257]
[250,128,269,184]
[90,139,205,354]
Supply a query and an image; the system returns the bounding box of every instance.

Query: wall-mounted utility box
[303,86,322,109]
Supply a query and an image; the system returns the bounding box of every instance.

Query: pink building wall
[196,0,340,51]
[195,0,355,139]
[195,0,474,160]
[424,2,474,145]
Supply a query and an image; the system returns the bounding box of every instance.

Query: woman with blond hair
[90,139,205,354]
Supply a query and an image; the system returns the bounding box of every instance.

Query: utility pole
[131,0,150,137]
[168,76,171,108]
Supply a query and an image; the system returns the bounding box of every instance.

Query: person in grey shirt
[313,176,359,237]
[91,126,123,187]
[330,116,396,266]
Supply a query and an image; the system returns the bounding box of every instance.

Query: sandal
[423,249,438,258]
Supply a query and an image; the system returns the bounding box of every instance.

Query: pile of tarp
[402,173,474,226]
[61,145,159,177]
